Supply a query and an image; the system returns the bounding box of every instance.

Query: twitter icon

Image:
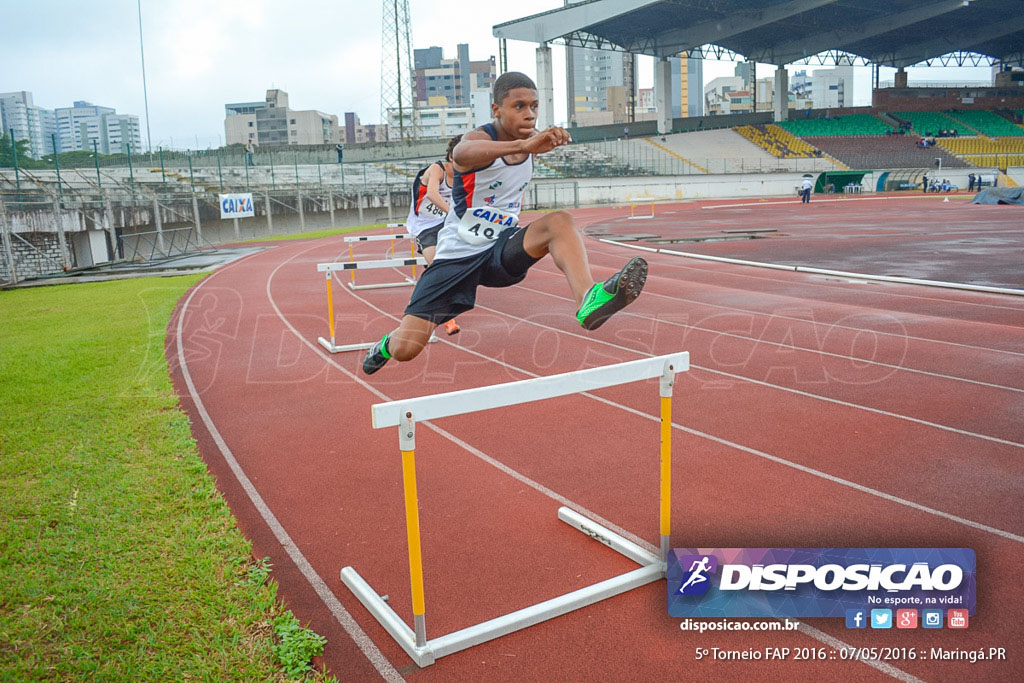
[870,609,892,629]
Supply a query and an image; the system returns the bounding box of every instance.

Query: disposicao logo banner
[667,548,975,618]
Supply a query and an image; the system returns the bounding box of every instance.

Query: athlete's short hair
[493,72,537,106]
[445,134,462,161]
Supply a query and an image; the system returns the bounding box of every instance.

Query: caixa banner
[219,193,255,219]
[667,548,975,617]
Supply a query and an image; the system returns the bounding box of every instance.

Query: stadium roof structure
[493,0,1024,68]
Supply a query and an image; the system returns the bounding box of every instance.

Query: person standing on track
[405,135,462,336]
[361,71,648,375]
[800,176,813,204]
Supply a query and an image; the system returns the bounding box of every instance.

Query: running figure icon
[678,556,712,594]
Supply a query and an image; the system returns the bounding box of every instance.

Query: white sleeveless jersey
[405,161,452,237]
[435,123,533,260]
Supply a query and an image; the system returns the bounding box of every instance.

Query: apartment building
[224,89,339,147]
[1,91,57,158]
[413,44,495,107]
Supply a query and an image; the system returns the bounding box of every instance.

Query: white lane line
[475,291,1024,450]
[531,258,1024,359]
[175,256,403,683]
[587,241,1024,314]
[323,258,1024,542]
[516,275,1024,395]
[700,195,971,210]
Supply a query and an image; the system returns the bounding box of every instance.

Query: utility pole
[138,0,153,157]
[380,0,418,141]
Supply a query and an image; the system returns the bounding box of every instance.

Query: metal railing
[119,226,212,264]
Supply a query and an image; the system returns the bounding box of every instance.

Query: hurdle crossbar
[318,257,427,274]
[316,261,437,353]
[343,233,413,243]
[343,352,689,667]
[343,225,420,289]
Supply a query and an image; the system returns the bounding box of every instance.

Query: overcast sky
[2,0,994,150]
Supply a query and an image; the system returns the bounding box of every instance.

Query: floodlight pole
[138,0,154,157]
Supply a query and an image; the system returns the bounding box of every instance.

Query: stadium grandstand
[4,0,1024,284]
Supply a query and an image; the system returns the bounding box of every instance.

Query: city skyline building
[2,92,140,157]
[1,91,57,158]
[224,89,339,147]
[413,43,495,107]
[342,112,387,144]
[661,55,704,119]
[791,65,854,109]
[566,46,636,126]
[387,103,473,140]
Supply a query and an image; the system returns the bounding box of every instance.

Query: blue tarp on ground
[972,187,1024,204]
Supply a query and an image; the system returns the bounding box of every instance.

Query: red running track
[167,198,1024,681]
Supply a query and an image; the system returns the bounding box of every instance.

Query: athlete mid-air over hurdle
[362,71,649,375]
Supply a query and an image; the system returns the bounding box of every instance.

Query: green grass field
[0,277,333,681]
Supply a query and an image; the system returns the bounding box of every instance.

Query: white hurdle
[344,224,419,290]
[341,352,689,666]
[626,201,655,220]
[315,258,437,353]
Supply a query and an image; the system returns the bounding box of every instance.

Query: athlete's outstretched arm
[451,127,572,172]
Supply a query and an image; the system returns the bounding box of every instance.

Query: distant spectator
[922,174,928,193]
[336,143,344,164]
[800,177,812,204]
[245,139,256,166]
[968,173,976,192]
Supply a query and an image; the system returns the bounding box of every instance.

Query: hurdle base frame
[346,276,415,291]
[340,506,664,668]
[317,333,438,354]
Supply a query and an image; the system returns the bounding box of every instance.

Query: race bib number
[456,207,519,245]
[419,198,446,219]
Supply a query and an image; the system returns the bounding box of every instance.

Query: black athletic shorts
[414,224,443,253]
[404,225,541,324]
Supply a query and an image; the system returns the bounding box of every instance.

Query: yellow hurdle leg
[401,447,427,643]
[660,394,672,560]
[325,272,336,345]
[349,244,355,284]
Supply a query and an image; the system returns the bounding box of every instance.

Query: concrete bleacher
[804,136,968,170]
[621,129,839,174]
[535,144,641,178]
[0,161,418,202]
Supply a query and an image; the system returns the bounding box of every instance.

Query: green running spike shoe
[362,334,392,375]
[576,256,648,330]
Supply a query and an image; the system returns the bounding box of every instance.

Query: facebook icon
[845,609,867,629]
